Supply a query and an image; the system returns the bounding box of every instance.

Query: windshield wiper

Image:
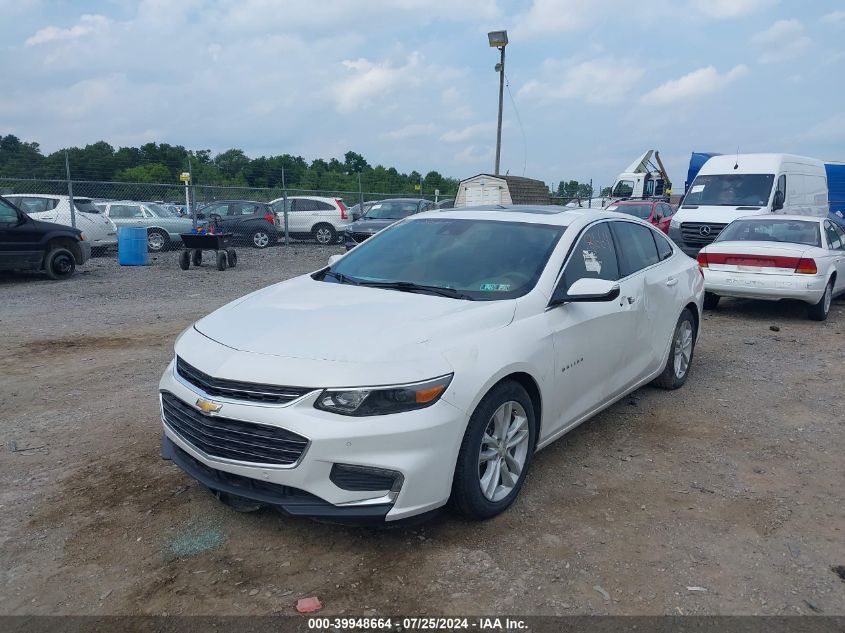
[323,270,360,285]
[357,280,474,300]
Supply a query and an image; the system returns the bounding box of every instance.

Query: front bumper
[77,240,92,264]
[704,269,827,304]
[158,360,466,521]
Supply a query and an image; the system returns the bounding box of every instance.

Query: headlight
[314,374,453,417]
[670,218,680,230]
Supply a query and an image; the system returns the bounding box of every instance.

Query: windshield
[326,218,565,300]
[364,201,420,220]
[607,203,652,219]
[716,219,821,247]
[683,174,774,207]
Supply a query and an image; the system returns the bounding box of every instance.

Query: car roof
[734,214,825,223]
[199,199,267,204]
[611,199,658,205]
[425,205,618,226]
[374,198,430,203]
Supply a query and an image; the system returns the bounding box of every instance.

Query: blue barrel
[118,227,149,266]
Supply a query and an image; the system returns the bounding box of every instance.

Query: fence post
[588,179,593,208]
[65,151,76,229]
[357,172,364,213]
[282,167,289,247]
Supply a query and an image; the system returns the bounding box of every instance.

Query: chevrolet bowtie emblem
[196,398,222,414]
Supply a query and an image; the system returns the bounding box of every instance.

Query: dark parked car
[195,200,280,248]
[343,198,435,250]
[0,195,91,279]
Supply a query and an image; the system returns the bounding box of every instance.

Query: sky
[1,0,844,189]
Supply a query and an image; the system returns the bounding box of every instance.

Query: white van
[668,154,828,256]
[6,194,118,252]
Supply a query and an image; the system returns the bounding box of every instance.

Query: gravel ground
[1,245,844,616]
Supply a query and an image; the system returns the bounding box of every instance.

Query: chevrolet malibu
[159,206,704,522]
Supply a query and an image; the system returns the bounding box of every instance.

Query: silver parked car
[96,201,197,252]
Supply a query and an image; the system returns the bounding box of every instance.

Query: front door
[0,199,43,270]
[544,222,635,436]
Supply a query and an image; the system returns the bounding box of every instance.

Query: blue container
[118,227,149,266]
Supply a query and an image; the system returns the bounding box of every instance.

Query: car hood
[674,205,768,224]
[192,275,516,366]
[349,218,399,232]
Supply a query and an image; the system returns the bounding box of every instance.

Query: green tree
[115,163,172,183]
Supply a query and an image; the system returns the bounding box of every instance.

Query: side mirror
[551,277,620,306]
[327,254,343,267]
[772,190,784,211]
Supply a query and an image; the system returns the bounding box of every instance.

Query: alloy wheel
[253,231,270,248]
[478,401,530,502]
[148,232,165,251]
[315,227,332,245]
[673,320,694,379]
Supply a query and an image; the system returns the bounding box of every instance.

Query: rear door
[287,198,315,233]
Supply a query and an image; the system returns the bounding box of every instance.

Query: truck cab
[610,150,671,201]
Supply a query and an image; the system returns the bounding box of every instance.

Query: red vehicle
[606,199,675,234]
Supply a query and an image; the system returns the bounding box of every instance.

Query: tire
[147,228,168,252]
[179,250,190,270]
[808,278,834,321]
[44,247,76,280]
[216,251,228,271]
[227,249,237,268]
[703,292,720,310]
[313,224,336,246]
[192,249,203,266]
[251,229,271,249]
[450,380,537,520]
[653,308,696,390]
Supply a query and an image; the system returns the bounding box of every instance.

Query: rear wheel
[653,308,696,390]
[251,229,271,249]
[192,249,203,266]
[147,228,168,252]
[216,251,228,271]
[703,292,720,310]
[808,278,834,321]
[44,247,76,280]
[313,224,336,245]
[450,380,537,520]
[227,248,237,267]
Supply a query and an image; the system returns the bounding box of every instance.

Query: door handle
[666,277,678,287]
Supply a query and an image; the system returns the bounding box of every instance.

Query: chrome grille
[679,222,728,247]
[176,356,312,404]
[161,391,308,466]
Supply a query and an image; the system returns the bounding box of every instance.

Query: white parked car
[6,194,118,252]
[697,215,845,320]
[269,196,350,244]
[159,206,704,523]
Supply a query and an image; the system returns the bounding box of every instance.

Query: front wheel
[313,224,336,245]
[227,248,237,268]
[251,229,271,249]
[216,251,228,271]
[147,228,168,252]
[450,380,537,520]
[653,308,696,390]
[179,250,190,270]
[808,278,834,321]
[44,247,76,280]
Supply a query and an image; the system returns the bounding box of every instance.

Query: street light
[488,30,508,176]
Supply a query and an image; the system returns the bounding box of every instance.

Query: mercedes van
[669,154,828,256]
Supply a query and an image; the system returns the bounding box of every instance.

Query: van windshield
[683,174,774,207]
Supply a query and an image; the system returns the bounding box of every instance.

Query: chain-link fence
[0,176,459,252]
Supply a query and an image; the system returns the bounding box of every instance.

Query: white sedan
[697,215,845,320]
[159,207,704,523]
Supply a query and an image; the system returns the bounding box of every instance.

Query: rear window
[607,203,652,220]
[74,199,101,213]
[716,219,821,248]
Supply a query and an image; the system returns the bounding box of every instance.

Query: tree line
[0,134,460,197]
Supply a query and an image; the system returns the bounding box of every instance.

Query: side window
[125,205,144,218]
[612,180,634,198]
[108,205,128,219]
[663,203,675,217]
[834,224,845,250]
[314,200,335,211]
[560,223,620,290]
[0,198,20,223]
[654,230,674,261]
[201,203,229,216]
[824,221,842,250]
[294,199,317,212]
[653,204,662,220]
[611,221,661,276]
[17,197,51,213]
[236,203,260,215]
[776,174,786,203]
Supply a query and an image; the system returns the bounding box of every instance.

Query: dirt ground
[1,245,844,617]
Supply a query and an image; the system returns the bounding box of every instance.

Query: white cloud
[820,10,845,26]
[689,0,777,19]
[25,14,111,46]
[381,123,436,141]
[512,0,599,37]
[752,19,811,63]
[333,54,422,113]
[798,113,845,143]
[641,65,748,105]
[440,122,495,143]
[518,57,644,105]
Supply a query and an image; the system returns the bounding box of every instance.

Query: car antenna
[734,146,740,170]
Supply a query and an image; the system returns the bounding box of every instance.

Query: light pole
[488,30,508,176]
